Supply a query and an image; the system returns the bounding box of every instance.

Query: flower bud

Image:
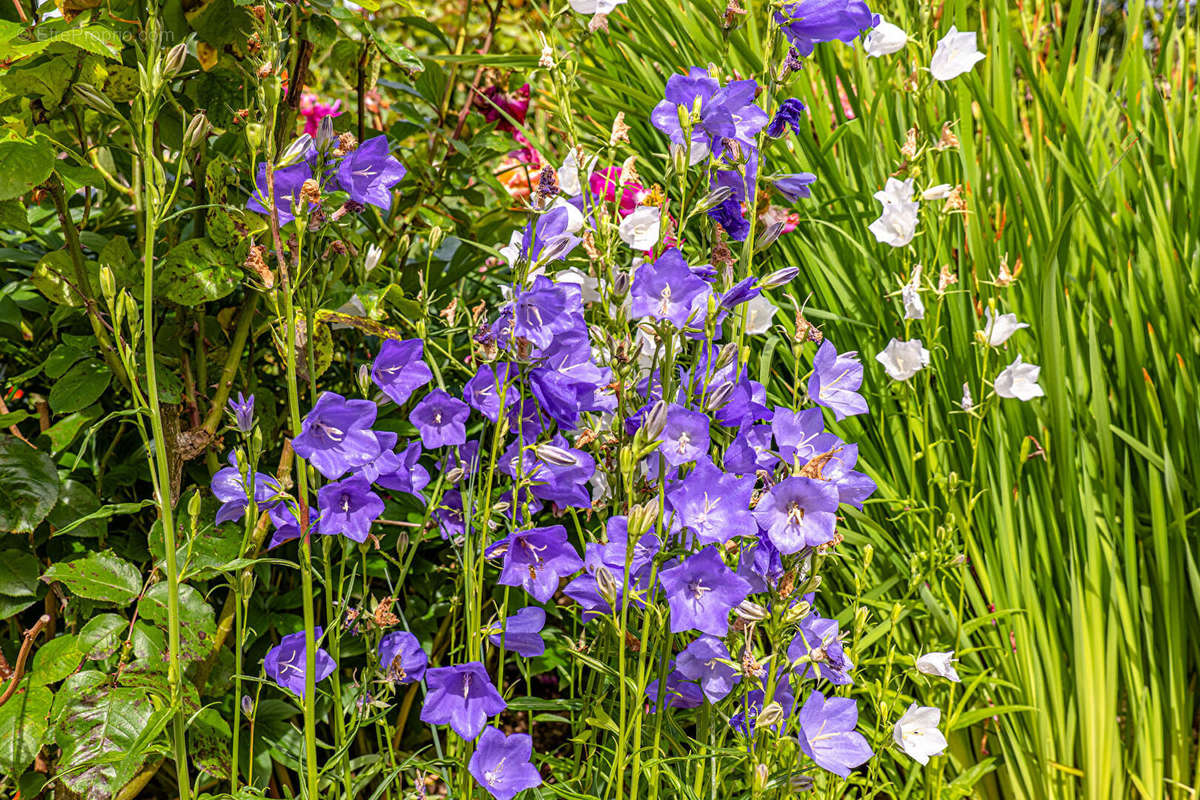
[757,703,785,730]
[99,265,116,304]
[861,543,874,572]
[693,185,733,214]
[789,774,814,792]
[760,266,800,289]
[241,695,254,719]
[704,381,734,411]
[364,244,383,274]
[715,341,739,371]
[754,220,786,252]
[73,83,118,116]
[184,111,210,150]
[734,599,768,621]
[536,234,574,264]
[611,270,630,297]
[279,134,314,167]
[627,501,658,537]
[641,400,668,440]
[670,143,689,174]
[782,599,811,626]
[536,443,578,466]
[356,364,371,397]
[317,115,337,150]
[163,42,188,78]
[594,565,619,608]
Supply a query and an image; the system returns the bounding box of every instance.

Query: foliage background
[0,0,1196,799]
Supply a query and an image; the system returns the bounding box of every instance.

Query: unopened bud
[705,381,734,411]
[754,220,786,252]
[693,185,733,214]
[760,266,800,289]
[187,488,203,519]
[163,42,188,78]
[594,565,619,607]
[364,244,383,274]
[445,467,465,483]
[641,400,668,440]
[241,695,254,719]
[789,774,814,792]
[757,703,784,730]
[99,265,116,303]
[612,270,630,297]
[357,364,371,397]
[734,599,768,621]
[279,134,313,167]
[861,543,873,572]
[715,341,739,370]
[73,83,118,116]
[184,111,210,149]
[627,502,658,537]
[670,142,689,174]
[317,115,337,150]
[536,444,578,466]
[783,599,811,626]
[536,234,574,264]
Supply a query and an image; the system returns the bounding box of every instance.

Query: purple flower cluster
[247,134,407,226]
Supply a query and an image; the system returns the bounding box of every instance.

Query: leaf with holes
[156,239,241,306]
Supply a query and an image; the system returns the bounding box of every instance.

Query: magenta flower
[753,476,840,554]
[292,392,382,479]
[796,690,874,777]
[316,475,385,543]
[468,726,542,800]
[420,662,506,740]
[335,135,407,211]
[378,631,427,684]
[299,90,342,137]
[409,389,470,448]
[658,547,751,636]
[372,339,433,406]
[630,249,712,329]
[264,627,336,698]
[808,340,868,420]
[486,525,584,602]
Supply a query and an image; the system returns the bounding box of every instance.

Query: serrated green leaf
[30,634,83,687]
[41,550,141,605]
[0,435,59,533]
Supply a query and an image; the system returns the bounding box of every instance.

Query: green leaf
[368,28,423,73]
[46,480,107,539]
[137,582,216,662]
[0,435,60,533]
[54,684,161,798]
[30,634,83,687]
[157,239,241,306]
[0,680,53,777]
[30,250,81,307]
[43,341,90,380]
[49,359,110,415]
[77,613,127,660]
[0,549,41,618]
[42,550,141,605]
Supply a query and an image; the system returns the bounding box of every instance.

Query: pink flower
[299,90,342,137]
[479,83,531,133]
[589,167,643,217]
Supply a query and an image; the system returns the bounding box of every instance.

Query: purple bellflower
[379,630,427,684]
[789,613,854,685]
[774,0,878,57]
[650,68,768,164]
[372,338,433,406]
[645,668,705,712]
[675,635,741,702]
[264,627,337,698]
[292,392,382,479]
[767,97,808,137]
[667,458,754,545]
[487,606,546,658]
[266,502,319,549]
[464,363,517,422]
[709,198,751,241]
[809,340,868,420]
[211,453,281,525]
[515,206,580,264]
[659,404,711,467]
[228,392,256,433]
[564,520,660,620]
[468,726,542,800]
[335,135,407,211]
[247,156,315,226]
[375,440,431,500]
[658,546,752,636]
[796,690,874,777]
[485,525,584,603]
[630,249,712,329]
[409,389,470,448]
[753,476,840,554]
[732,673,796,736]
[316,475,385,543]
[420,662,507,741]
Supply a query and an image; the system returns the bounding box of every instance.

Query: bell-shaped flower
[292,392,382,480]
[486,525,584,602]
[264,627,336,698]
[658,546,751,636]
[994,355,1044,400]
[379,631,427,684]
[796,690,874,777]
[893,703,948,764]
[420,662,507,741]
[875,338,930,381]
[469,726,542,800]
[930,26,985,81]
[372,338,433,405]
[486,607,546,658]
[316,475,385,543]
